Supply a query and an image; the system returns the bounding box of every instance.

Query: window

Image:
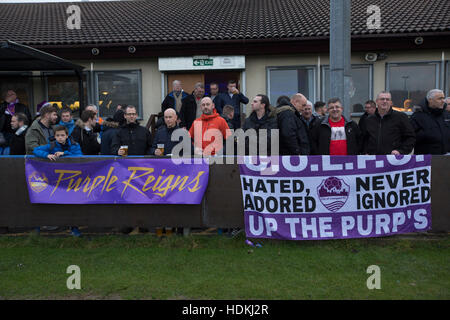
[267,66,316,105]
[322,65,373,114]
[94,70,142,119]
[386,62,440,112]
[44,72,89,116]
[0,72,33,113]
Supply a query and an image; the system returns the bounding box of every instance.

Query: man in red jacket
[189,97,230,156]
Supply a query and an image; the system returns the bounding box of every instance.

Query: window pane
[268,68,315,105]
[96,71,141,119]
[0,74,33,114]
[388,63,438,112]
[46,74,87,116]
[322,66,371,113]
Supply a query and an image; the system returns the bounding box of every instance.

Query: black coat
[410,99,450,155]
[362,108,416,155]
[9,126,28,155]
[358,112,370,133]
[274,104,310,155]
[149,124,186,156]
[310,116,362,155]
[243,110,278,155]
[110,122,152,155]
[100,126,118,155]
[71,125,101,155]
[161,91,189,113]
[0,102,32,135]
[179,94,198,131]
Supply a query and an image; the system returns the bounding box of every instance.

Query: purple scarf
[5,99,19,116]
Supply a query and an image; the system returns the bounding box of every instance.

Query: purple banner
[239,155,432,240]
[26,158,209,204]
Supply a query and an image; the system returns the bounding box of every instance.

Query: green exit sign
[193,58,213,66]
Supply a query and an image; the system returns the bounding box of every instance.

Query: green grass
[0,234,448,299]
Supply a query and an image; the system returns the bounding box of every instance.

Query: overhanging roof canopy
[0,40,84,72]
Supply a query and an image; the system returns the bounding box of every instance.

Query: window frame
[43,70,91,114]
[93,69,143,119]
[321,64,374,117]
[266,65,318,104]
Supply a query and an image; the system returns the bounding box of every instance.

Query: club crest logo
[28,171,49,193]
[317,177,350,212]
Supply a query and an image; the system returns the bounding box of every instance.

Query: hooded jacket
[110,121,153,155]
[362,107,416,155]
[33,137,82,159]
[25,118,56,155]
[189,109,230,156]
[410,98,450,154]
[310,115,362,155]
[273,102,310,155]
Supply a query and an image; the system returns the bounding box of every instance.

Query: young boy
[33,125,83,237]
[33,125,82,160]
[58,107,75,135]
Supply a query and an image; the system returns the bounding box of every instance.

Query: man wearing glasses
[361,91,415,155]
[111,105,152,155]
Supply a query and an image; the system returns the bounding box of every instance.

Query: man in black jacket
[410,89,449,155]
[358,100,376,133]
[0,90,32,153]
[243,94,278,155]
[300,101,321,130]
[274,95,310,155]
[111,105,152,155]
[71,110,101,155]
[310,98,361,155]
[179,83,205,131]
[9,112,29,155]
[362,91,415,155]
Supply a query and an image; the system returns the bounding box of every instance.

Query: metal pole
[330,0,351,120]
[76,69,85,117]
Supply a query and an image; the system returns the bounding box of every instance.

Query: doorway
[167,71,242,95]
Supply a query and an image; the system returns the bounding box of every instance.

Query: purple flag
[239,155,432,240]
[26,158,209,204]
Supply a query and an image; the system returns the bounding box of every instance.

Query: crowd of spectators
[0,84,449,159]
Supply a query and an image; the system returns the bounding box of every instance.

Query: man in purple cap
[0,90,32,154]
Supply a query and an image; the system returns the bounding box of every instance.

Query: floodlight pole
[330,0,352,120]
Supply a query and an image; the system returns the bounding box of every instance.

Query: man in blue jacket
[215,80,249,129]
[58,107,75,136]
